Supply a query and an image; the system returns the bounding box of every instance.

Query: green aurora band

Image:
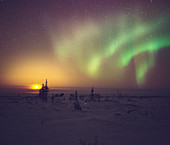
[52,15,170,86]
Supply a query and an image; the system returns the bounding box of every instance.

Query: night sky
[0,0,170,89]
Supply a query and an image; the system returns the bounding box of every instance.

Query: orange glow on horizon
[4,59,73,87]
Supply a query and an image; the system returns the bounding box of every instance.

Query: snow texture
[0,94,170,145]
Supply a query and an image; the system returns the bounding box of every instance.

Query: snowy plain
[0,89,170,145]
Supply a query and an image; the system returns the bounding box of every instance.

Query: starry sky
[0,0,170,89]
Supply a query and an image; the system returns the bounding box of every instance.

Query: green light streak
[88,20,166,77]
[87,56,101,77]
[120,36,170,67]
[137,61,148,84]
[104,20,162,58]
[135,54,155,85]
[88,23,153,76]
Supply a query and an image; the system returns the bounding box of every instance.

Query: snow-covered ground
[0,94,170,145]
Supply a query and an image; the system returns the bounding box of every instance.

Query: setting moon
[31,84,41,90]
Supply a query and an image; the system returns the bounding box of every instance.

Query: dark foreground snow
[0,95,170,145]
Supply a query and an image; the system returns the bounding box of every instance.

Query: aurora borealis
[0,0,170,88]
[53,15,170,85]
